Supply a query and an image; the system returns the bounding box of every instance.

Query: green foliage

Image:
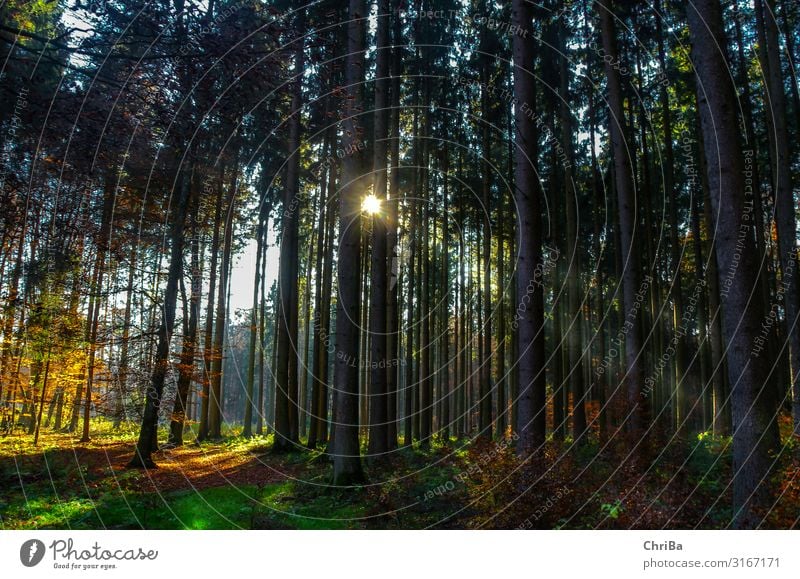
[2,497,96,529]
[600,499,623,520]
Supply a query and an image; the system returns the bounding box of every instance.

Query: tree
[128,165,192,468]
[168,186,201,446]
[597,0,646,439]
[367,0,391,458]
[332,0,367,485]
[757,0,800,435]
[273,11,305,452]
[513,0,547,453]
[686,0,781,528]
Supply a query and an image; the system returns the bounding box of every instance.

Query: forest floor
[1,417,798,529]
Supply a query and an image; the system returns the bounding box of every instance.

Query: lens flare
[362,194,381,215]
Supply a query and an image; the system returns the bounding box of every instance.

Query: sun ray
[362,194,381,215]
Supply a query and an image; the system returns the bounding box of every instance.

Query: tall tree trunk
[81,184,115,442]
[256,230,269,436]
[128,164,192,468]
[698,140,730,436]
[758,0,800,435]
[513,0,547,453]
[299,187,320,441]
[386,5,403,449]
[419,86,433,448]
[314,141,338,447]
[686,0,780,528]
[440,145,451,441]
[274,13,305,451]
[558,17,586,443]
[33,348,51,446]
[588,85,609,439]
[169,186,201,445]
[654,0,689,434]
[308,133,332,449]
[243,201,266,438]
[209,153,239,440]
[198,165,225,442]
[598,0,646,439]
[360,234,369,437]
[115,243,137,429]
[457,146,467,438]
[332,0,367,485]
[367,0,391,457]
[479,47,493,440]
[403,197,416,446]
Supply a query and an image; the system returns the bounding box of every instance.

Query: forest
[1,0,799,531]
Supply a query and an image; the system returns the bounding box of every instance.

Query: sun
[362,194,381,215]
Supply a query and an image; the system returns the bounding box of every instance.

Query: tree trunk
[598,0,646,439]
[457,145,467,438]
[169,186,200,445]
[308,132,332,449]
[440,144,451,441]
[198,165,225,442]
[209,152,239,440]
[654,0,690,434]
[243,202,265,438]
[299,186,320,441]
[759,0,800,435]
[420,86,433,447]
[698,139,730,436]
[256,221,270,437]
[686,0,780,528]
[81,184,115,442]
[403,194,416,446]
[33,347,51,446]
[479,47,493,440]
[332,0,367,485]
[273,13,305,451]
[128,164,192,468]
[513,0,547,453]
[386,5,403,449]
[367,0,391,457]
[558,17,585,443]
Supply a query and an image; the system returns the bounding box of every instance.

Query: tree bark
[598,0,646,439]
[367,0,391,457]
[273,12,305,451]
[386,4,403,449]
[332,0,367,485]
[558,17,586,443]
[479,41,493,440]
[128,164,192,468]
[81,184,115,442]
[169,184,200,446]
[243,200,265,438]
[759,0,800,435]
[209,151,239,440]
[513,0,547,453]
[198,165,225,442]
[686,0,780,527]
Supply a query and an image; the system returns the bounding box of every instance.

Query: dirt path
[3,434,295,495]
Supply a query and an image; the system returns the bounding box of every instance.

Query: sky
[228,224,280,316]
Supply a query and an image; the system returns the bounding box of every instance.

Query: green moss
[252,481,368,529]
[1,496,96,529]
[1,481,372,530]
